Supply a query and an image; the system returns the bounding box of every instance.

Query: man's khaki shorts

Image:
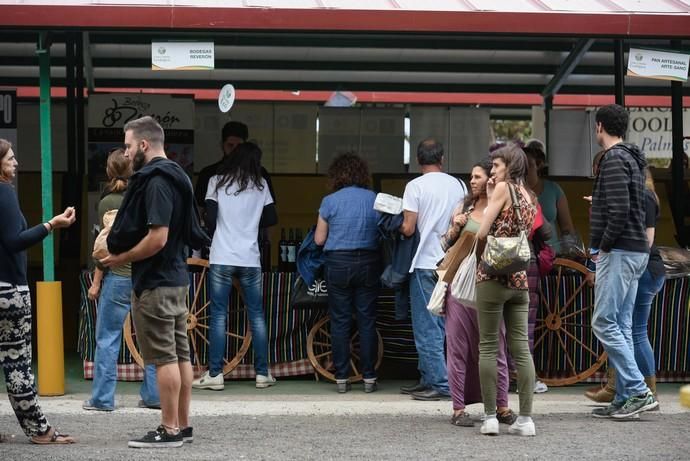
[131,286,190,366]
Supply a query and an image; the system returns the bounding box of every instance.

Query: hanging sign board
[218,84,235,113]
[152,42,214,70]
[627,48,689,82]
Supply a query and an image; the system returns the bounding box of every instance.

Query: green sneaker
[591,401,624,419]
[611,392,658,419]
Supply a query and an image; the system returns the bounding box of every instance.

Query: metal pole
[66,33,76,173]
[76,32,85,174]
[544,95,553,158]
[614,40,625,106]
[37,32,54,281]
[670,40,686,247]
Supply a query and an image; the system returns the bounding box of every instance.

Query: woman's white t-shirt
[205,175,273,267]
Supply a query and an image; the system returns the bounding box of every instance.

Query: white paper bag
[450,239,478,309]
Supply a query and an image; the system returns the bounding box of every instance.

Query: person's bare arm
[399,210,418,237]
[556,194,575,235]
[100,226,168,268]
[314,215,329,246]
[476,181,508,241]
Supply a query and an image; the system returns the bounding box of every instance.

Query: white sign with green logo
[152,42,214,70]
[627,47,689,82]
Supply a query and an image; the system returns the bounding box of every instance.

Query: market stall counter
[78,261,690,384]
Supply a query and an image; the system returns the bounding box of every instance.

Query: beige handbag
[480,184,531,276]
[450,238,478,308]
[92,209,118,260]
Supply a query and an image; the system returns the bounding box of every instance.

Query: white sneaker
[480,417,499,436]
[509,419,536,436]
[192,371,224,391]
[534,380,548,394]
[256,374,277,389]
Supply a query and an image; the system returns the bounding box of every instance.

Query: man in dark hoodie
[101,116,208,448]
[589,104,658,419]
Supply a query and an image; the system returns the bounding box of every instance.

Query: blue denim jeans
[324,250,381,380]
[208,265,268,376]
[409,269,449,394]
[632,268,665,377]
[592,249,649,402]
[91,272,159,409]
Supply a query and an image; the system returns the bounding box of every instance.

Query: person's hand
[87,283,101,301]
[453,213,468,228]
[50,207,77,229]
[585,272,596,287]
[583,196,592,204]
[100,252,125,268]
[486,177,496,198]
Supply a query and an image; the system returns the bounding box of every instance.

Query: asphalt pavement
[1,380,689,460]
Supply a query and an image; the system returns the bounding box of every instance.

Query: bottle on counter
[279,228,288,272]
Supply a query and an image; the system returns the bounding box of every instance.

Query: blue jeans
[324,250,380,380]
[632,269,665,377]
[409,269,449,394]
[91,272,159,409]
[592,250,649,402]
[208,265,268,376]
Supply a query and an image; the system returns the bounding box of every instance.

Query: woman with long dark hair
[475,144,537,437]
[314,153,381,393]
[443,159,516,427]
[0,138,76,444]
[193,142,277,391]
[84,148,159,411]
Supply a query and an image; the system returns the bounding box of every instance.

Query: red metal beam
[1,5,689,36]
[13,86,690,107]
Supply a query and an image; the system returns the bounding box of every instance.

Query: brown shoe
[584,367,616,403]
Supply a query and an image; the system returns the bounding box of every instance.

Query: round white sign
[218,84,235,113]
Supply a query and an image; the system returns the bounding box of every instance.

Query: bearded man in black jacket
[102,116,209,448]
[589,104,658,420]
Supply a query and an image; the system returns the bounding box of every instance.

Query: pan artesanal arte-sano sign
[152,42,214,70]
[627,47,689,82]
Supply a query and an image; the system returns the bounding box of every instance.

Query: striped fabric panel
[376,289,417,361]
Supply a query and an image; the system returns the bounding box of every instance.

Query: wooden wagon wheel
[535,258,607,386]
[307,315,384,383]
[124,257,253,377]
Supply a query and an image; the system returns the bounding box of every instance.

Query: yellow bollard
[36,281,65,396]
[681,385,690,409]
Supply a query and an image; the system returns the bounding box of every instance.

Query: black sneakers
[180,426,193,443]
[128,425,183,448]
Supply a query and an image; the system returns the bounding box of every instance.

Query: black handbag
[290,275,329,308]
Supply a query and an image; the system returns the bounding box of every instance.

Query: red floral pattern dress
[477,186,537,290]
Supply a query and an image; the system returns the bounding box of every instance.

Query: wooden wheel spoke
[351,351,361,361]
[553,265,563,314]
[555,330,578,377]
[539,290,554,317]
[560,322,590,328]
[534,329,549,349]
[534,324,546,331]
[560,328,601,359]
[196,331,210,346]
[312,341,331,348]
[194,301,211,316]
[315,351,332,359]
[350,359,359,376]
[318,328,331,339]
[560,306,594,322]
[189,270,207,313]
[196,315,209,322]
[197,324,208,330]
[189,334,202,368]
[226,331,246,340]
[555,280,588,317]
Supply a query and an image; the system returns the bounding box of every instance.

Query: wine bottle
[279,228,288,272]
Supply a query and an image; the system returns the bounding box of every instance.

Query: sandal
[497,409,518,425]
[30,427,76,445]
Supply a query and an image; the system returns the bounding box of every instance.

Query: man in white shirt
[399,138,466,401]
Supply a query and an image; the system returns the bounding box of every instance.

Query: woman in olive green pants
[475,144,537,437]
